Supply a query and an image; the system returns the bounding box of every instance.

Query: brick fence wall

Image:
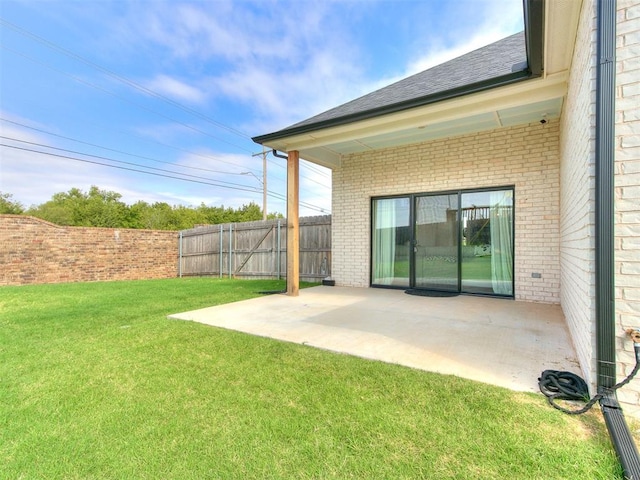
[0,215,178,286]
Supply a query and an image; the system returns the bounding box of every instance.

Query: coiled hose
[539,330,640,415]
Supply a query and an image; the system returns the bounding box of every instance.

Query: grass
[0,278,624,479]
[392,256,493,278]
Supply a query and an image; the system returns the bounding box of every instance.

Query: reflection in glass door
[461,190,513,295]
[371,188,514,297]
[414,194,459,291]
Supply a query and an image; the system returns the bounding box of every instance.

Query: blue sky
[0,0,524,216]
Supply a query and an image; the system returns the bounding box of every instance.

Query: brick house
[253,0,640,423]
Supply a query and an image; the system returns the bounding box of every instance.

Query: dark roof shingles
[289,32,526,129]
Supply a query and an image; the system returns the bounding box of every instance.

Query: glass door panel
[414,194,459,291]
[371,197,410,287]
[460,190,513,295]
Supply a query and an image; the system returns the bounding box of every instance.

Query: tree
[27,186,130,227]
[83,186,130,228]
[0,192,25,214]
[8,187,283,230]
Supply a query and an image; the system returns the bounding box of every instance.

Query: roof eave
[253,70,530,144]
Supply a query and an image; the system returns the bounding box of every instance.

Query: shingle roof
[253,32,528,142]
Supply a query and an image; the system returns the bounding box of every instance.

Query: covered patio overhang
[170,286,580,393]
[253,0,581,296]
[259,74,567,170]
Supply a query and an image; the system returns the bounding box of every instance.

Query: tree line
[0,187,281,230]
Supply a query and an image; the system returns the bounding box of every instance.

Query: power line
[267,154,330,179]
[0,44,254,153]
[0,17,251,140]
[300,171,332,189]
[1,117,255,177]
[2,112,329,190]
[3,117,329,194]
[1,113,263,177]
[0,48,329,187]
[1,143,330,213]
[0,18,331,208]
[1,143,262,195]
[266,156,331,189]
[268,156,331,178]
[302,162,331,178]
[0,136,262,190]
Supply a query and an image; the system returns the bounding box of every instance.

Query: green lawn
[0,278,623,479]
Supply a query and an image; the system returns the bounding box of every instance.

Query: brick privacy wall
[559,0,597,393]
[615,0,640,417]
[0,215,178,286]
[332,120,561,303]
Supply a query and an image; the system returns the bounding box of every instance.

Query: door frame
[411,192,460,292]
[370,185,515,297]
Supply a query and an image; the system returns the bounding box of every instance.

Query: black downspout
[596,0,617,395]
[595,0,640,477]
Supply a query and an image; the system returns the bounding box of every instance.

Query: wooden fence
[178,215,331,282]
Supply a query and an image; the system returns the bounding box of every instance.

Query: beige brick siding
[0,215,178,286]
[615,0,640,417]
[559,0,597,391]
[559,0,640,417]
[332,120,561,303]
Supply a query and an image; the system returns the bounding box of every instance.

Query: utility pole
[251,147,268,220]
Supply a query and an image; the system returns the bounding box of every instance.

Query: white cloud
[0,116,265,210]
[0,124,129,207]
[406,31,518,76]
[132,122,200,143]
[365,0,524,92]
[144,74,206,104]
[212,44,365,132]
[2,0,522,218]
[202,0,522,134]
[115,1,365,132]
[132,1,300,63]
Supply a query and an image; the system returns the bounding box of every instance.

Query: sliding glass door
[414,194,459,291]
[460,190,513,295]
[371,197,410,287]
[371,187,514,297]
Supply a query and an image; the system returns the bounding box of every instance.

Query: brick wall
[0,215,178,286]
[332,120,561,303]
[559,0,597,392]
[615,0,640,416]
[559,0,640,417]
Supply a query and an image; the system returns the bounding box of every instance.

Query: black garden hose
[539,337,640,415]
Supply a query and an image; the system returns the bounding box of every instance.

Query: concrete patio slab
[169,285,581,393]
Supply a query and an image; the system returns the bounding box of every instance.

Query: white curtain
[373,199,397,285]
[490,191,513,295]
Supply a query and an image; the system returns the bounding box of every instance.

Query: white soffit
[278,75,566,169]
[544,0,583,76]
[295,98,563,167]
